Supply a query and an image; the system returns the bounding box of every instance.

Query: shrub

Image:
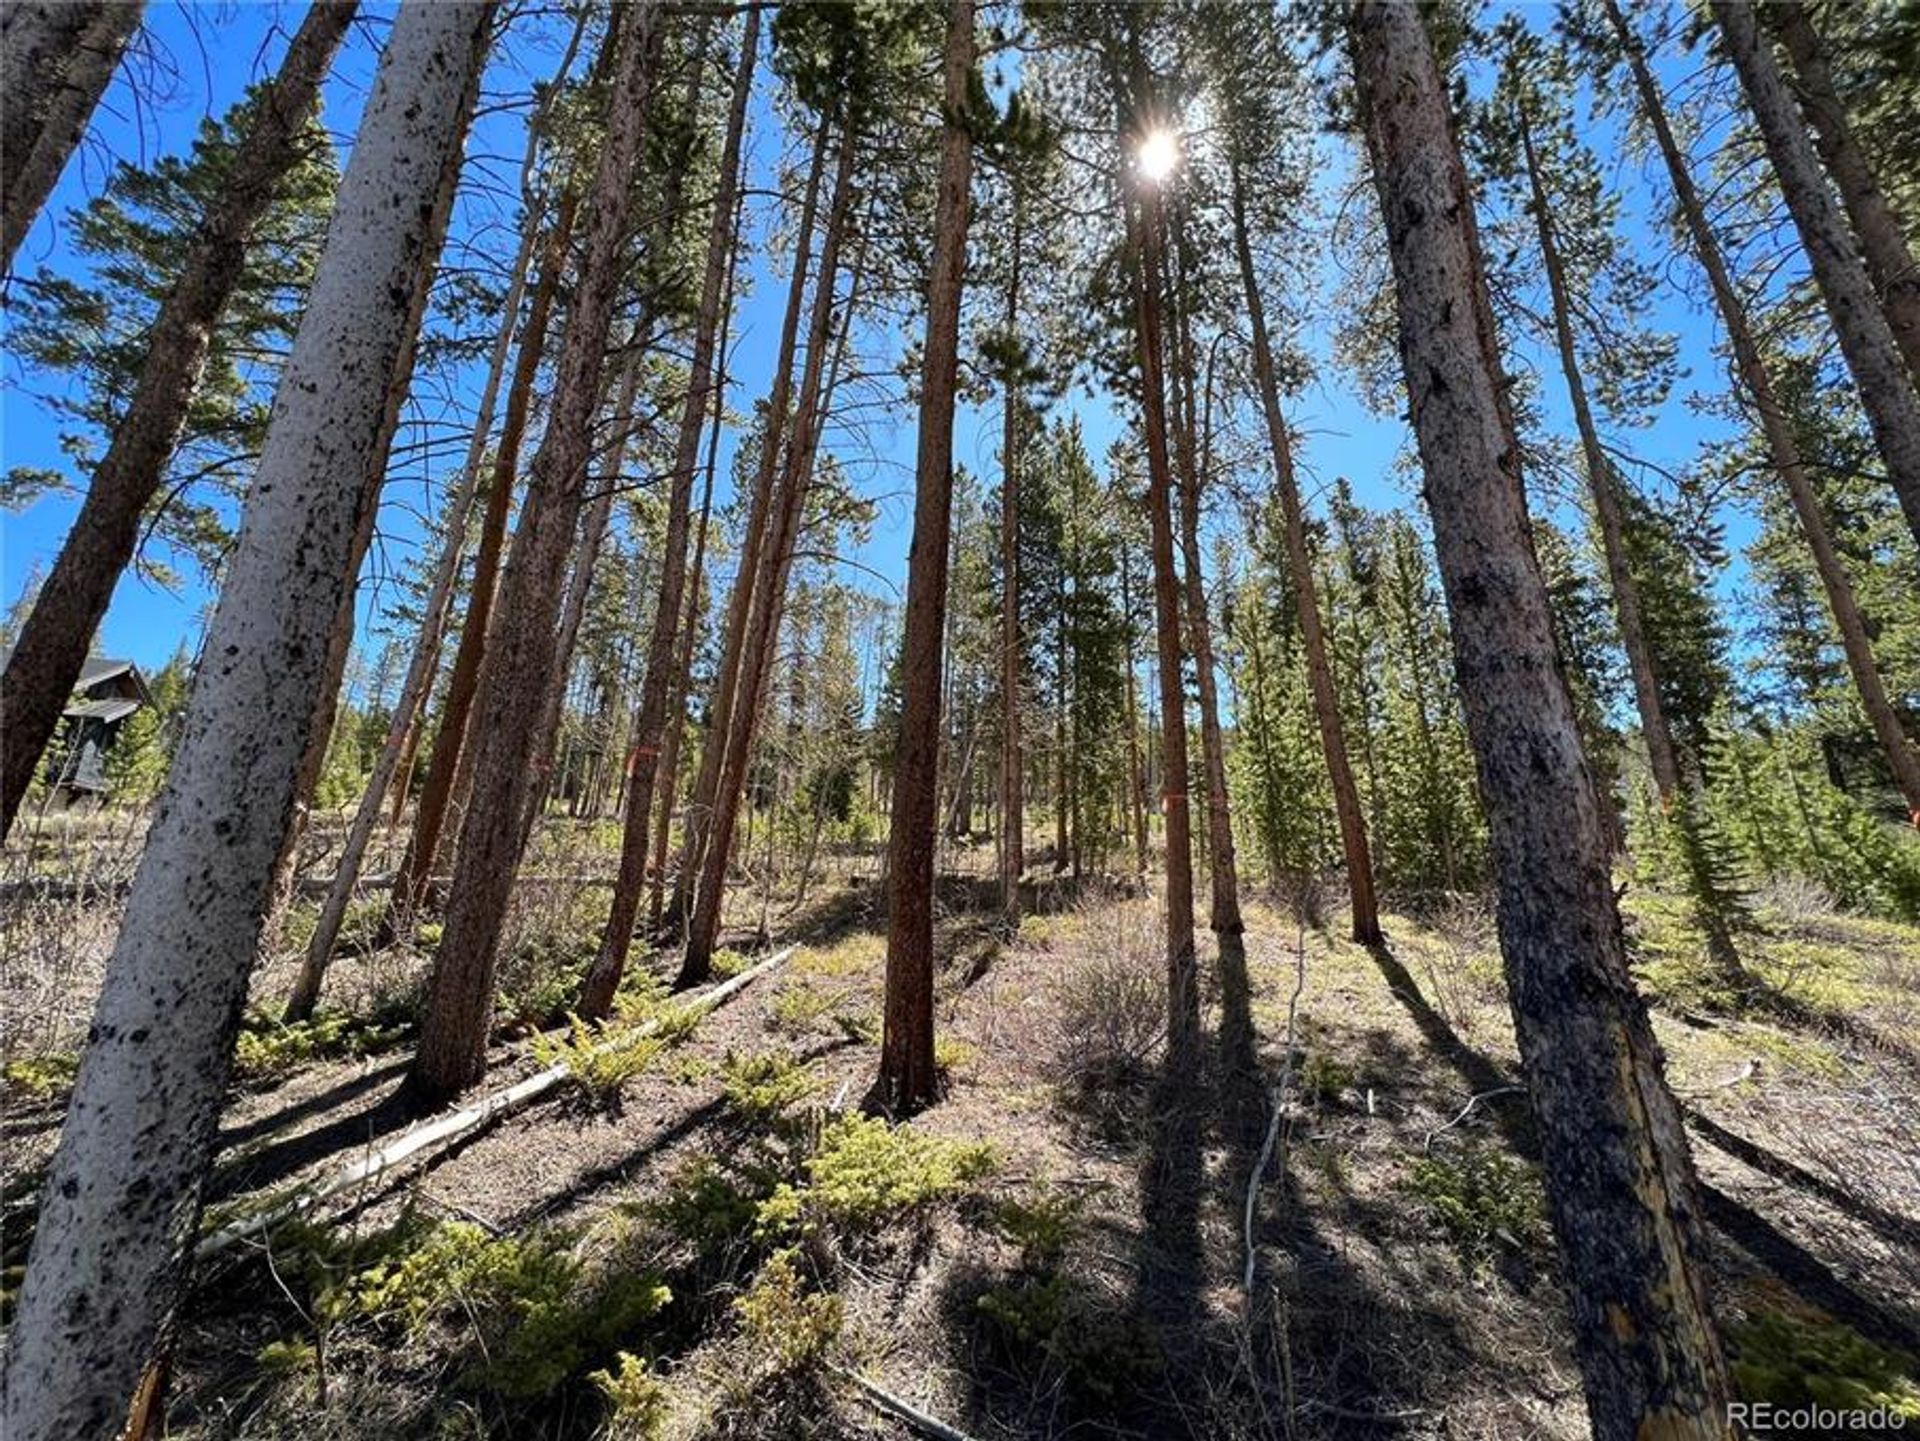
[721,1050,817,1129]
[590,1351,672,1440]
[976,1273,1159,1402]
[2,1051,77,1101]
[232,1007,409,1083]
[769,980,835,1035]
[1048,946,1163,1088]
[642,1156,770,1255]
[756,1113,994,1241]
[1730,1309,1920,1418]
[733,1249,842,1376]
[988,1186,1086,1270]
[532,1016,669,1106]
[710,947,752,980]
[340,1221,671,1399]
[1406,1144,1545,1270]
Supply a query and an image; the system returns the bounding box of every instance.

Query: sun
[1137,127,1180,184]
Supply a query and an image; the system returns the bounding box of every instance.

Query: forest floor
[4,815,1920,1439]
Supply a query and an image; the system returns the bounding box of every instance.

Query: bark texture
[1352,6,1735,1439]
[1767,0,1920,389]
[1,0,143,272]
[1605,0,1920,821]
[1128,179,1200,1073]
[0,9,490,1435]
[0,1,355,842]
[582,8,758,1018]
[879,0,975,1113]
[409,0,663,1104]
[1714,0,1920,554]
[1228,156,1380,944]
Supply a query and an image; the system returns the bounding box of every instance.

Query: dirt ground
[3,820,1919,1439]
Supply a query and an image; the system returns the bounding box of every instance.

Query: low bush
[756,1113,994,1242]
[1405,1142,1545,1270]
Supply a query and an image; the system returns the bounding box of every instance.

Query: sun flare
[1137,127,1180,184]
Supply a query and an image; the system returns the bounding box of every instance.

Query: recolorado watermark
[1729,1401,1910,1433]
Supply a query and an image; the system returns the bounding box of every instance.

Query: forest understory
[5,814,1917,1440]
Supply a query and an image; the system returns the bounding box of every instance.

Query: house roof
[78,657,138,688]
[64,697,142,724]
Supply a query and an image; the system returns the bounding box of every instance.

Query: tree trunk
[384,190,582,935]
[998,204,1025,919]
[282,17,586,1019]
[1605,0,1920,822]
[0,10,490,1436]
[1126,167,1200,1075]
[1767,0,1920,390]
[408,0,663,1105]
[1518,104,1745,980]
[1351,8,1735,1440]
[1120,538,1149,881]
[678,125,859,986]
[650,311,732,928]
[581,8,758,1018]
[1164,210,1242,936]
[1713,0,1920,554]
[1,0,144,273]
[879,0,974,1114]
[1228,157,1380,942]
[0,2,354,842]
[666,114,831,943]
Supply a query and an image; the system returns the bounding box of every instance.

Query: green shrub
[339,1221,671,1399]
[989,1186,1085,1270]
[710,947,752,981]
[1406,1143,1545,1269]
[1730,1309,1920,1417]
[590,1351,672,1439]
[1,1051,77,1101]
[733,1249,842,1375]
[720,1049,817,1129]
[756,1113,994,1241]
[976,1273,1159,1402]
[641,1156,769,1254]
[531,1016,669,1105]
[769,981,834,1035]
[233,1007,409,1082]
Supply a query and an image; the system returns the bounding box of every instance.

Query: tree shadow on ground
[1364,936,1920,1358]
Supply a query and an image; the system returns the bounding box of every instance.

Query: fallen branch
[197,946,795,1261]
[1422,1085,1525,1153]
[837,1367,981,1441]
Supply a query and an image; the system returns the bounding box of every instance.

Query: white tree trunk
[0,8,491,1436]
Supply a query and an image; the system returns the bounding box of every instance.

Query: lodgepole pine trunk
[649,291,734,928]
[283,17,588,1019]
[1228,156,1379,943]
[1164,209,1242,937]
[0,2,354,842]
[1,1,144,273]
[0,9,492,1436]
[1351,6,1735,1439]
[1767,0,1920,390]
[1604,0,1920,822]
[1125,145,1200,1072]
[1518,105,1745,981]
[1713,0,1920,554]
[383,189,582,935]
[998,200,1025,919]
[879,0,975,1113]
[1120,539,1150,882]
[581,8,759,1018]
[676,126,857,985]
[408,0,664,1105]
[665,114,831,943]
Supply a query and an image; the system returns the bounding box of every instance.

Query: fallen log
[196,946,796,1261]
[836,1367,982,1441]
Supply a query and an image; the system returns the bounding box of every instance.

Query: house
[49,657,152,800]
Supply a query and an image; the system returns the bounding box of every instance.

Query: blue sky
[2,0,1758,696]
